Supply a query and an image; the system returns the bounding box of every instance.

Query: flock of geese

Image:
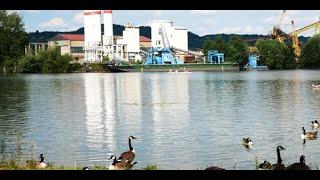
[238,120,319,170]
[32,136,138,170]
[30,121,320,170]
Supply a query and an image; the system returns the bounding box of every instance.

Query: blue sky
[10,10,320,36]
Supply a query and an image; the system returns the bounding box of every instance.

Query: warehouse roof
[49,34,84,41]
[140,36,151,42]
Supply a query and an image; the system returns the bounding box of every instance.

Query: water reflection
[2,71,320,169]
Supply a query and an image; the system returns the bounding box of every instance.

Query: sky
[9,10,320,36]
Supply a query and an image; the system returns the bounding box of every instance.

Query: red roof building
[49,34,84,41]
[48,34,84,61]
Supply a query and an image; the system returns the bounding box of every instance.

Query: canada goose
[82,167,90,170]
[205,166,225,170]
[301,127,317,139]
[258,161,271,170]
[271,146,286,170]
[38,154,47,169]
[119,136,136,163]
[242,138,253,146]
[108,155,137,170]
[286,155,311,170]
[258,146,285,170]
[311,120,319,128]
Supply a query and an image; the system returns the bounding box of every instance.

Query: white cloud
[154,10,162,17]
[40,17,64,28]
[73,12,83,23]
[189,10,217,15]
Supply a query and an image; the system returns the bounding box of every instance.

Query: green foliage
[256,39,296,70]
[203,35,248,66]
[18,47,74,73]
[226,35,249,64]
[0,10,28,67]
[144,164,158,170]
[102,56,110,63]
[299,34,320,69]
[203,36,228,56]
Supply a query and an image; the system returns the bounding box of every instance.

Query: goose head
[277,146,285,151]
[129,136,136,140]
[302,127,306,135]
[108,155,116,160]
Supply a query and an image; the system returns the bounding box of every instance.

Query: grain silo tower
[102,10,113,46]
[84,10,102,62]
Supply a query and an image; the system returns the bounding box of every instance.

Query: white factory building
[84,10,141,62]
[150,20,188,51]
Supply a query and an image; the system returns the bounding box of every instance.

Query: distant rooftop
[49,34,84,41]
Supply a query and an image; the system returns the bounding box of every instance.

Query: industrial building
[150,20,188,51]
[83,10,142,62]
[48,34,84,61]
[139,36,151,48]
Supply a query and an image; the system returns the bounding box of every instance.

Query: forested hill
[28,24,309,50]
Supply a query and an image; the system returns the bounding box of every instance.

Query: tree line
[203,34,320,70]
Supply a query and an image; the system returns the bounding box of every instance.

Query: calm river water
[1,70,320,170]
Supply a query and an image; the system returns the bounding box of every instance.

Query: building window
[70,47,84,53]
[156,40,161,45]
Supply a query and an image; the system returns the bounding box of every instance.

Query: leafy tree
[227,35,249,69]
[255,39,296,70]
[18,47,73,73]
[0,10,28,67]
[299,34,320,69]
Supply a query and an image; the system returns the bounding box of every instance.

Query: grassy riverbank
[0,161,159,170]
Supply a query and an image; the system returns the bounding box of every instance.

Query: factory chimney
[102,10,113,46]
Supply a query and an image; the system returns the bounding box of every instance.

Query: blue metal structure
[208,50,224,64]
[248,54,258,68]
[144,47,184,65]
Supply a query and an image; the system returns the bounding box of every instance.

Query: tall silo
[102,10,113,46]
[172,27,188,51]
[84,10,102,62]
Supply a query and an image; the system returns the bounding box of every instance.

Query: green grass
[143,164,159,170]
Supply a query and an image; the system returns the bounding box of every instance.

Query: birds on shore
[258,146,286,170]
[108,155,137,170]
[38,154,47,169]
[205,166,225,170]
[119,136,136,164]
[286,155,310,170]
[107,136,137,170]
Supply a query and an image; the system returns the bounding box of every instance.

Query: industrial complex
[24,10,320,72]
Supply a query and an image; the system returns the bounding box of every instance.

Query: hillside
[28,24,309,50]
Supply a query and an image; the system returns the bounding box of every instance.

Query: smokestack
[102,10,113,46]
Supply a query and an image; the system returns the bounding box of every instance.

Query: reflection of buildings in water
[117,74,142,123]
[102,74,117,152]
[84,75,105,150]
[150,74,191,168]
